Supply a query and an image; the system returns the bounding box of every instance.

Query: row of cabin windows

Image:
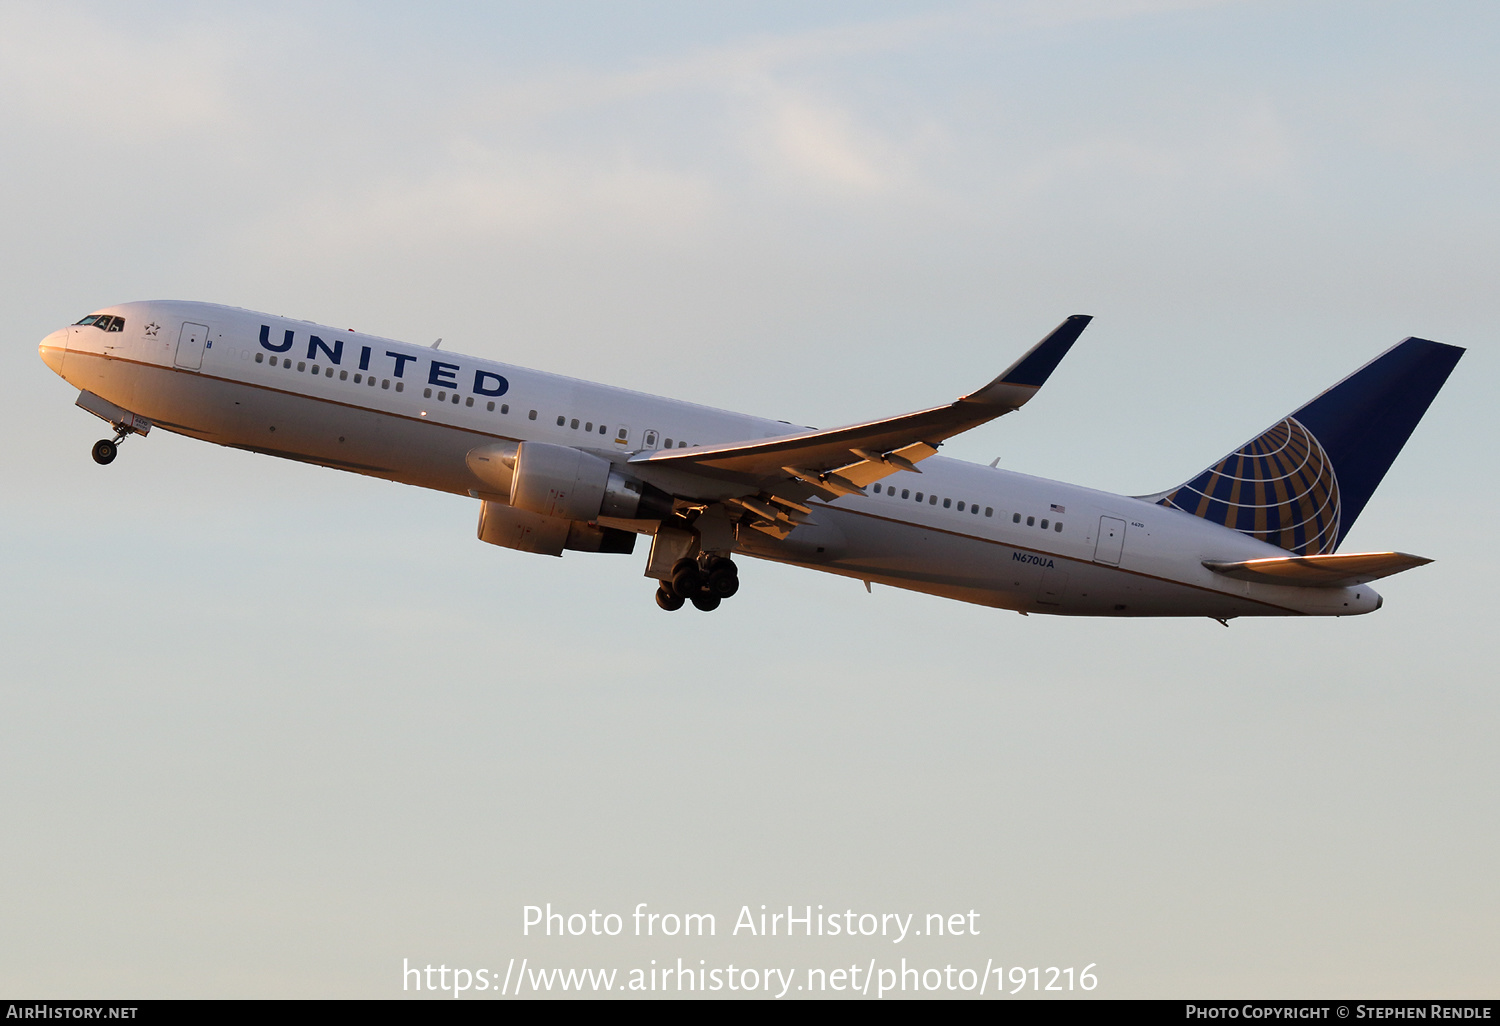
[1013,511,1065,533]
[872,482,993,517]
[257,351,402,390]
[254,350,696,447]
[869,482,1066,532]
[552,416,692,448]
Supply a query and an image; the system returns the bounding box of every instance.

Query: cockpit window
[75,314,124,331]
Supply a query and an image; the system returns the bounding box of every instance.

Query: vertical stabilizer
[1140,337,1463,554]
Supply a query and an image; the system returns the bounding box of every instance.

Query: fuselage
[38,300,1384,618]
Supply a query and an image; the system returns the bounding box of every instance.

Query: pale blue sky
[1,1,1494,997]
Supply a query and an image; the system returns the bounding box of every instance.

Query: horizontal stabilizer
[1202,551,1431,588]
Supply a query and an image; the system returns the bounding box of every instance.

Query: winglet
[963,314,1091,408]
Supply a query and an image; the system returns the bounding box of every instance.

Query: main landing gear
[655,555,740,612]
[91,423,139,465]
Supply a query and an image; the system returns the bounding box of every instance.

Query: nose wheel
[91,422,139,466]
[655,556,739,612]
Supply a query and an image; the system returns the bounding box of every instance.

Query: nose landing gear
[91,422,140,465]
[655,555,739,612]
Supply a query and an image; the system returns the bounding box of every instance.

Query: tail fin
[1140,337,1464,555]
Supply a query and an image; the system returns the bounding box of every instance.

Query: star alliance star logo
[144,322,161,336]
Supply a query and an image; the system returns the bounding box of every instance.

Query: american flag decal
[1050,504,1065,513]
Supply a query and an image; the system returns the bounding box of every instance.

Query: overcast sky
[1,0,1495,998]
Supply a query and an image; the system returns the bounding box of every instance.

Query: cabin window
[570,418,579,429]
[1013,512,1022,523]
[556,416,565,426]
[943,498,951,508]
[664,438,673,447]
[679,441,688,448]
[501,404,509,414]
[297,362,306,372]
[599,425,606,435]
[971,504,979,515]
[256,353,265,363]
[956,500,964,510]
[368,376,376,386]
[585,422,593,432]
[1054,522,1063,532]
[1027,516,1035,526]
[395,382,404,392]
[901,489,910,499]
[486,401,494,411]
[465,397,474,407]
[644,431,658,447]
[450,394,458,404]
[985,507,993,517]
[929,495,938,505]
[382,379,390,389]
[424,388,432,398]
[528,410,536,420]
[914,492,923,502]
[617,428,628,440]
[873,483,882,493]
[338,370,347,380]
[311,364,320,375]
[1040,519,1048,529]
[437,391,446,401]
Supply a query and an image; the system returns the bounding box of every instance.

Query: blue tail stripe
[1290,337,1464,547]
[1150,336,1462,555]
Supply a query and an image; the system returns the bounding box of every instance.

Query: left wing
[627,315,1090,517]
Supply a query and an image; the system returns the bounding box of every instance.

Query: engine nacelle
[477,501,635,557]
[465,441,518,495]
[509,441,673,521]
[510,442,610,520]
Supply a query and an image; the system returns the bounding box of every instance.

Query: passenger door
[174,322,209,370]
[1093,516,1126,565]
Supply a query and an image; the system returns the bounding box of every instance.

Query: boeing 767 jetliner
[38,302,1462,619]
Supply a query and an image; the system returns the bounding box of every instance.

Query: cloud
[1008,98,1296,198]
[0,4,233,140]
[249,147,718,261]
[740,88,902,198]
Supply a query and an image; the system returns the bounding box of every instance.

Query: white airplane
[38,301,1462,620]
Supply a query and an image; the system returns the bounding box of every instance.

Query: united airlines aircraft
[38,302,1463,619]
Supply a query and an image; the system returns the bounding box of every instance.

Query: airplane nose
[38,328,67,375]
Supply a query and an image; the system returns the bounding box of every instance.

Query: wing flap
[1202,551,1432,588]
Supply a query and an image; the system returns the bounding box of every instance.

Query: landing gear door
[1094,516,1126,565]
[175,322,209,370]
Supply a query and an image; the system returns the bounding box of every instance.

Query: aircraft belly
[757,507,1312,618]
[60,350,140,413]
[87,360,491,494]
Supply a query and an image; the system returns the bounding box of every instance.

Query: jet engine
[477,501,636,557]
[505,441,673,521]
